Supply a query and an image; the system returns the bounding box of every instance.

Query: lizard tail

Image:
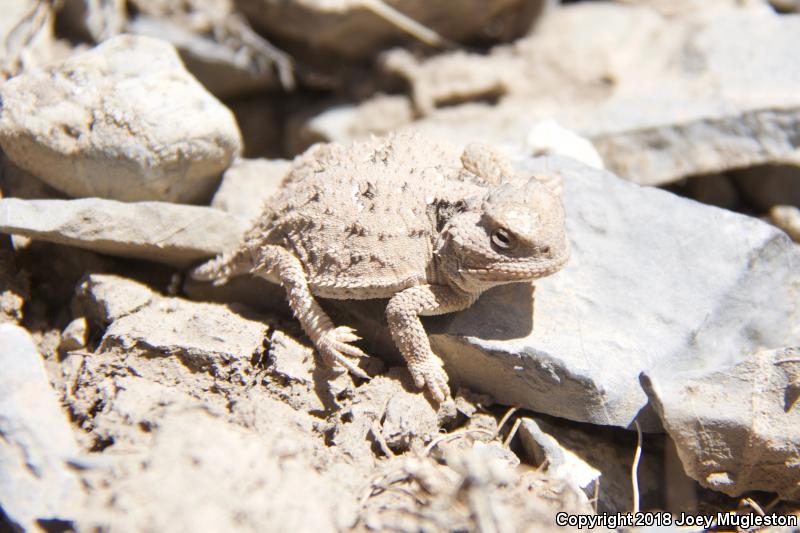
[190,247,254,285]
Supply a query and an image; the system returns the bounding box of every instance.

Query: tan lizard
[192,132,569,402]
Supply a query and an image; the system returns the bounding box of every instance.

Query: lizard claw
[318,326,370,380]
[407,355,451,403]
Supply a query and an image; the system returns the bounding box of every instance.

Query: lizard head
[440,177,569,292]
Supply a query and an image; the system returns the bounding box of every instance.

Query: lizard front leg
[386,285,476,402]
[252,245,369,379]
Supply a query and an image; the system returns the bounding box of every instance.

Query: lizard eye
[491,228,516,251]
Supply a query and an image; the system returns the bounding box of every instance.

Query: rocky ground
[1,0,800,532]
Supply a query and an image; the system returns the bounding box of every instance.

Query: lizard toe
[332,325,361,344]
[424,367,451,403]
[318,328,370,379]
[407,357,450,402]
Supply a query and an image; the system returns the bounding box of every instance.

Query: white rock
[0,324,80,530]
[211,158,290,222]
[0,197,249,267]
[0,34,242,202]
[526,120,604,169]
[643,347,800,499]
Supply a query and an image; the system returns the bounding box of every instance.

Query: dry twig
[631,421,642,514]
[359,0,457,49]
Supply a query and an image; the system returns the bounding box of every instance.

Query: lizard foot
[318,326,370,380]
[407,354,451,403]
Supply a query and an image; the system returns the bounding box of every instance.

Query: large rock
[643,347,800,499]
[0,197,249,267]
[0,324,81,530]
[306,3,800,185]
[0,35,242,202]
[426,156,799,427]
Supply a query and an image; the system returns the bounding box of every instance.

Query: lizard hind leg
[252,245,370,380]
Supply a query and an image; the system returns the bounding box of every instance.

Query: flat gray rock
[0,197,249,267]
[0,34,242,202]
[643,347,800,499]
[0,324,80,530]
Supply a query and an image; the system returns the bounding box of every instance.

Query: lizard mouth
[462,249,569,281]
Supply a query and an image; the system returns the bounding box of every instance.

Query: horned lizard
[192,132,569,402]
